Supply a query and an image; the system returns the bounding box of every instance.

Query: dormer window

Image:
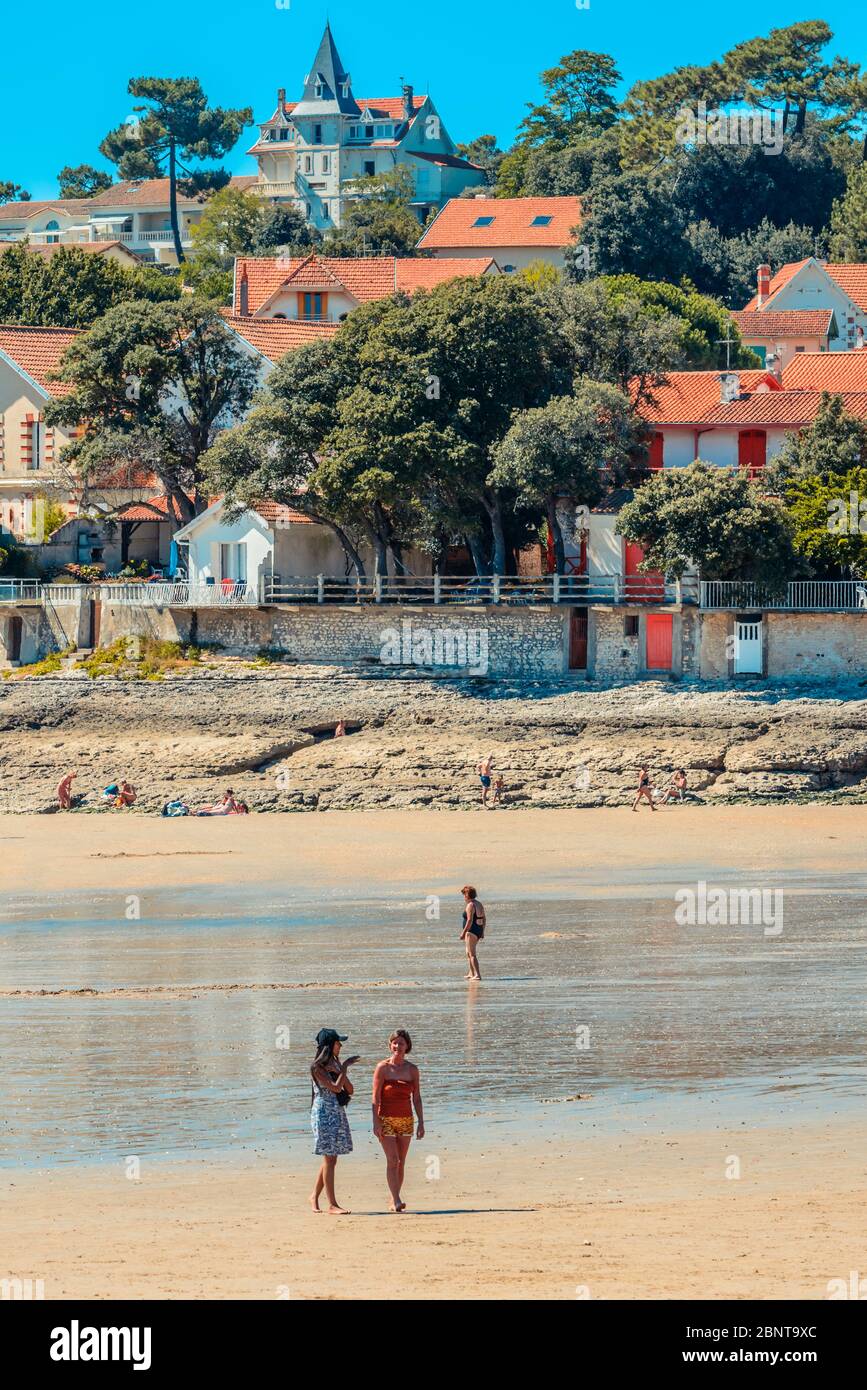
[341,82,350,98]
[473,216,494,227]
[315,82,323,98]
[531,215,552,226]
[279,129,289,141]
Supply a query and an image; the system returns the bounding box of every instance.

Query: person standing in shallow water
[309,1028,358,1215]
[372,1030,424,1213]
[460,885,486,980]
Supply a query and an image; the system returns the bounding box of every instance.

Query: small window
[279,129,289,141]
[364,160,375,176]
[472,215,494,227]
[365,124,374,138]
[314,83,323,99]
[502,264,516,273]
[531,215,552,226]
[321,154,330,174]
[314,124,322,144]
[303,155,312,173]
[624,615,639,638]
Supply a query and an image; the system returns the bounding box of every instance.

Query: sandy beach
[2,805,866,1300]
[3,802,867,898]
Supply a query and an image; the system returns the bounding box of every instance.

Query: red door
[738,430,767,478]
[647,432,664,471]
[568,609,588,669]
[624,541,664,601]
[646,613,673,670]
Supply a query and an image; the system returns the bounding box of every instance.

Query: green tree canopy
[616,461,799,584]
[100,78,252,263]
[785,466,867,576]
[45,298,259,521]
[489,383,643,572]
[0,241,180,327]
[324,167,424,256]
[56,164,113,199]
[0,180,29,204]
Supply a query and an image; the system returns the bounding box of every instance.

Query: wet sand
[3,805,866,1300]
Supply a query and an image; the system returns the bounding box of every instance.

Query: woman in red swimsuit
[372,1030,424,1213]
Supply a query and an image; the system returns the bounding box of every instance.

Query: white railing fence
[700,580,867,611]
[262,573,693,606]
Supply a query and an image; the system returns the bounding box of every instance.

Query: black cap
[315,1028,348,1048]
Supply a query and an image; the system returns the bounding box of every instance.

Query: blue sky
[3,2,866,200]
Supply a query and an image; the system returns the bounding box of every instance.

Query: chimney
[402,83,414,121]
[756,263,771,307]
[856,326,865,351]
[239,265,249,317]
[719,371,741,404]
[765,350,782,381]
[277,87,286,106]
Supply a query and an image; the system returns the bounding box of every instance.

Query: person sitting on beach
[56,772,75,811]
[660,769,688,805]
[334,719,346,738]
[117,780,137,808]
[632,765,656,812]
[372,1030,424,1214]
[310,1028,358,1216]
[477,753,494,808]
[460,885,486,980]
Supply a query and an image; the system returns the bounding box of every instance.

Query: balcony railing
[261,573,693,606]
[93,581,257,607]
[700,580,867,611]
[0,579,41,602]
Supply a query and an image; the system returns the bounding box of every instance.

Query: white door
[734,618,762,674]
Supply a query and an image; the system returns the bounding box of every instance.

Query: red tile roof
[253,500,314,526]
[743,259,867,314]
[637,370,779,424]
[782,351,867,392]
[731,309,834,339]
[116,494,188,522]
[0,324,79,395]
[86,175,257,209]
[24,240,143,263]
[417,196,582,250]
[636,367,867,428]
[233,253,495,314]
[222,313,339,360]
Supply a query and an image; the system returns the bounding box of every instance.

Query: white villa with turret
[247,23,485,229]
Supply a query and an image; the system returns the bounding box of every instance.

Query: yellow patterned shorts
[379,1115,414,1138]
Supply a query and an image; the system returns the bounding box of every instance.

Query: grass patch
[4,645,76,678]
[76,637,206,680]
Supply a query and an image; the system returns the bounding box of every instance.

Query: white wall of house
[427,245,565,271]
[181,510,274,591]
[655,426,791,468]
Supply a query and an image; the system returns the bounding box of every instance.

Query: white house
[739,259,867,353]
[172,496,433,597]
[247,23,484,231]
[0,176,258,266]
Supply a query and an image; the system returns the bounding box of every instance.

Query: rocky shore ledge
[3,662,867,814]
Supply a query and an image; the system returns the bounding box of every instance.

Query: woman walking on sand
[632,765,656,812]
[372,1030,424,1213]
[309,1028,358,1215]
[460,885,486,980]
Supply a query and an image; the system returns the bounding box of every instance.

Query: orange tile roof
[84,175,257,209]
[116,494,188,522]
[637,368,867,428]
[0,197,97,219]
[0,324,79,395]
[417,196,582,250]
[222,313,339,361]
[395,257,496,291]
[637,370,778,424]
[732,309,833,339]
[233,253,494,314]
[254,500,314,526]
[782,351,867,392]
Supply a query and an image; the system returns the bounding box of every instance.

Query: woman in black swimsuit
[460,885,486,980]
[632,764,656,812]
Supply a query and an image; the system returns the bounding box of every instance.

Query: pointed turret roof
[293,23,360,116]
